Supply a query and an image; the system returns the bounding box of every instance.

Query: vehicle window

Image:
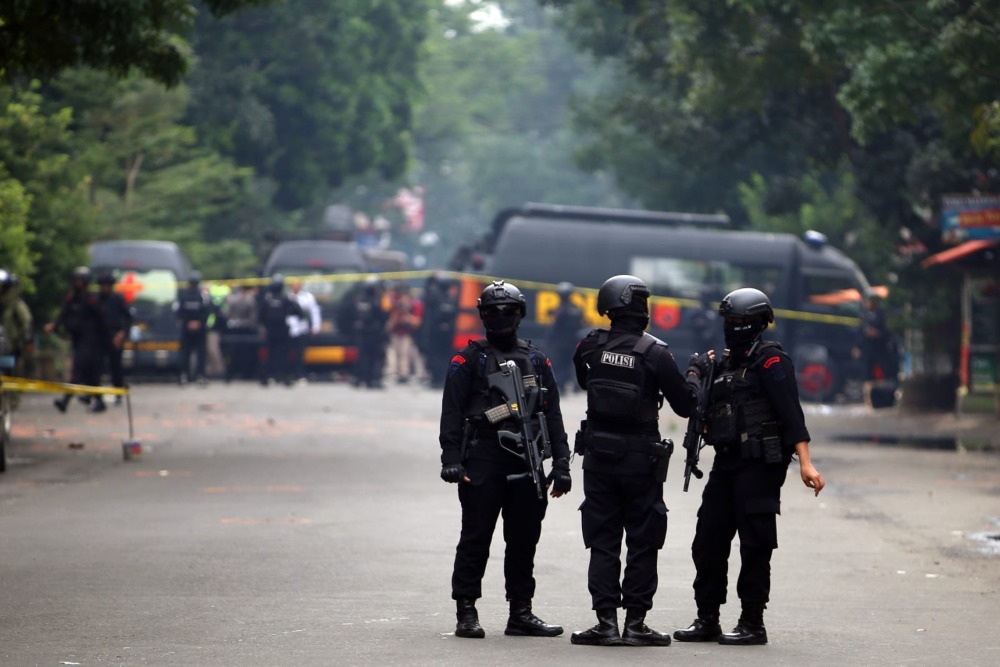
[802,272,863,316]
[111,269,178,307]
[271,267,357,304]
[630,257,783,303]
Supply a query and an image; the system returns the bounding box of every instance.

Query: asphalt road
[1,381,998,666]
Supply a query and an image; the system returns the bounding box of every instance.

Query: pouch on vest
[706,402,739,446]
[583,428,629,460]
[586,379,641,423]
[761,421,783,464]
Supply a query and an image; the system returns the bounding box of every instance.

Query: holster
[651,438,674,483]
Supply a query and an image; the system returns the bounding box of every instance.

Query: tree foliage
[186,0,432,210]
[0,0,272,87]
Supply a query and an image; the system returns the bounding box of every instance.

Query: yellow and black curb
[0,376,142,462]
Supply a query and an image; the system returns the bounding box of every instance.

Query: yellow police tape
[158,268,863,329]
[0,376,129,397]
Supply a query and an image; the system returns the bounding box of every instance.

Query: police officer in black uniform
[174,271,211,385]
[545,281,584,395]
[257,274,302,386]
[95,272,133,404]
[45,267,108,413]
[439,280,572,640]
[570,274,700,647]
[673,287,824,646]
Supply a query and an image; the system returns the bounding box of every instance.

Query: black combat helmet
[477,280,526,338]
[718,287,773,349]
[718,287,774,323]
[269,273,285,293]
[189,270,203,286]
[597,274,650,317]
[97,271,116,286]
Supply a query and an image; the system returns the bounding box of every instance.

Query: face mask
[724,318,762,349]
[483,313,520,337]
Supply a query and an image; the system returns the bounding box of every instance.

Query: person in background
[545,281,584,394]
[95,272,133,405]
[223,285,259,382]
[0,269,34,382]
[45,267,108,413]
[257,274,302,387]
[287,279,322,384]
[205,280,231,379]
[418,272,458,388]
[386,283,422,384]
[173,271,211,386]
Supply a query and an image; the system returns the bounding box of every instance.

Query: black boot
[53,396,69,413]
[673,609,722,642]
[455,598,485,639]
[505,599,563,637]
[621,609,671,646]
[719,608,767,646]
[570,608,621,646]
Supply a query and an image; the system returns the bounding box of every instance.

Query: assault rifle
[486,359,552,499]
[682,356,716,492]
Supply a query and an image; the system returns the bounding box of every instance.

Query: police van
[261,239,370,373]
[449,203,873,402]
[88,240,194,374]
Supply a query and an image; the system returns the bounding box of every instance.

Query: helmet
[718,288,774,323]
[97,271,116,285]
[477,280,526,338]
[269,273,285,293]
[557,281,574,297]
[719,287,773,349]
[0,268,10,288]
[477,280,526,317]
[72,266,92,283]
[189,271,203,286]
[597,275,650,316]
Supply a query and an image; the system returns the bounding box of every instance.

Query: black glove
[687,352,711,380]
[440,463,467,484]
[547,459,572,494]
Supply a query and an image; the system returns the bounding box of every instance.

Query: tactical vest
[464,339,542,426]
[582,330,661,429]
[705,342,782,453]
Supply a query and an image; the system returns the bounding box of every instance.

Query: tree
[0,82,95,318]
[186,0,432,210]
[0,0,273,87]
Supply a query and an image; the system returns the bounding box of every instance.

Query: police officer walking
[673,287,824,646]
[174,271,211,385]
[439,280,572,639]
[570,274,700,647]
[45,267,108,413]
[95,272,133,405]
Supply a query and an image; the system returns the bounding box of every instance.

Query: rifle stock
[682,359,715,492]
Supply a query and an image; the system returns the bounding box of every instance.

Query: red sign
[116,272,144,305]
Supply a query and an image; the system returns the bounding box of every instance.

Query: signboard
[941,194,1000,243]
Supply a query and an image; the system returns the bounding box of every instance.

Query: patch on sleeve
[765,355,786,381]
[448,354,466,376]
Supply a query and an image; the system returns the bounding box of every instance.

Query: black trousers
[451,467,548,601]
[106,344,125,388]
[580,468,667,611]
[179,330,207,381]
[690,458,788,613]
[263,336,291,384]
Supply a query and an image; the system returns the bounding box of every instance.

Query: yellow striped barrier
[0,376,140,461]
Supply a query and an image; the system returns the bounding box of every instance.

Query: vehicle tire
[793,344,841,403]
